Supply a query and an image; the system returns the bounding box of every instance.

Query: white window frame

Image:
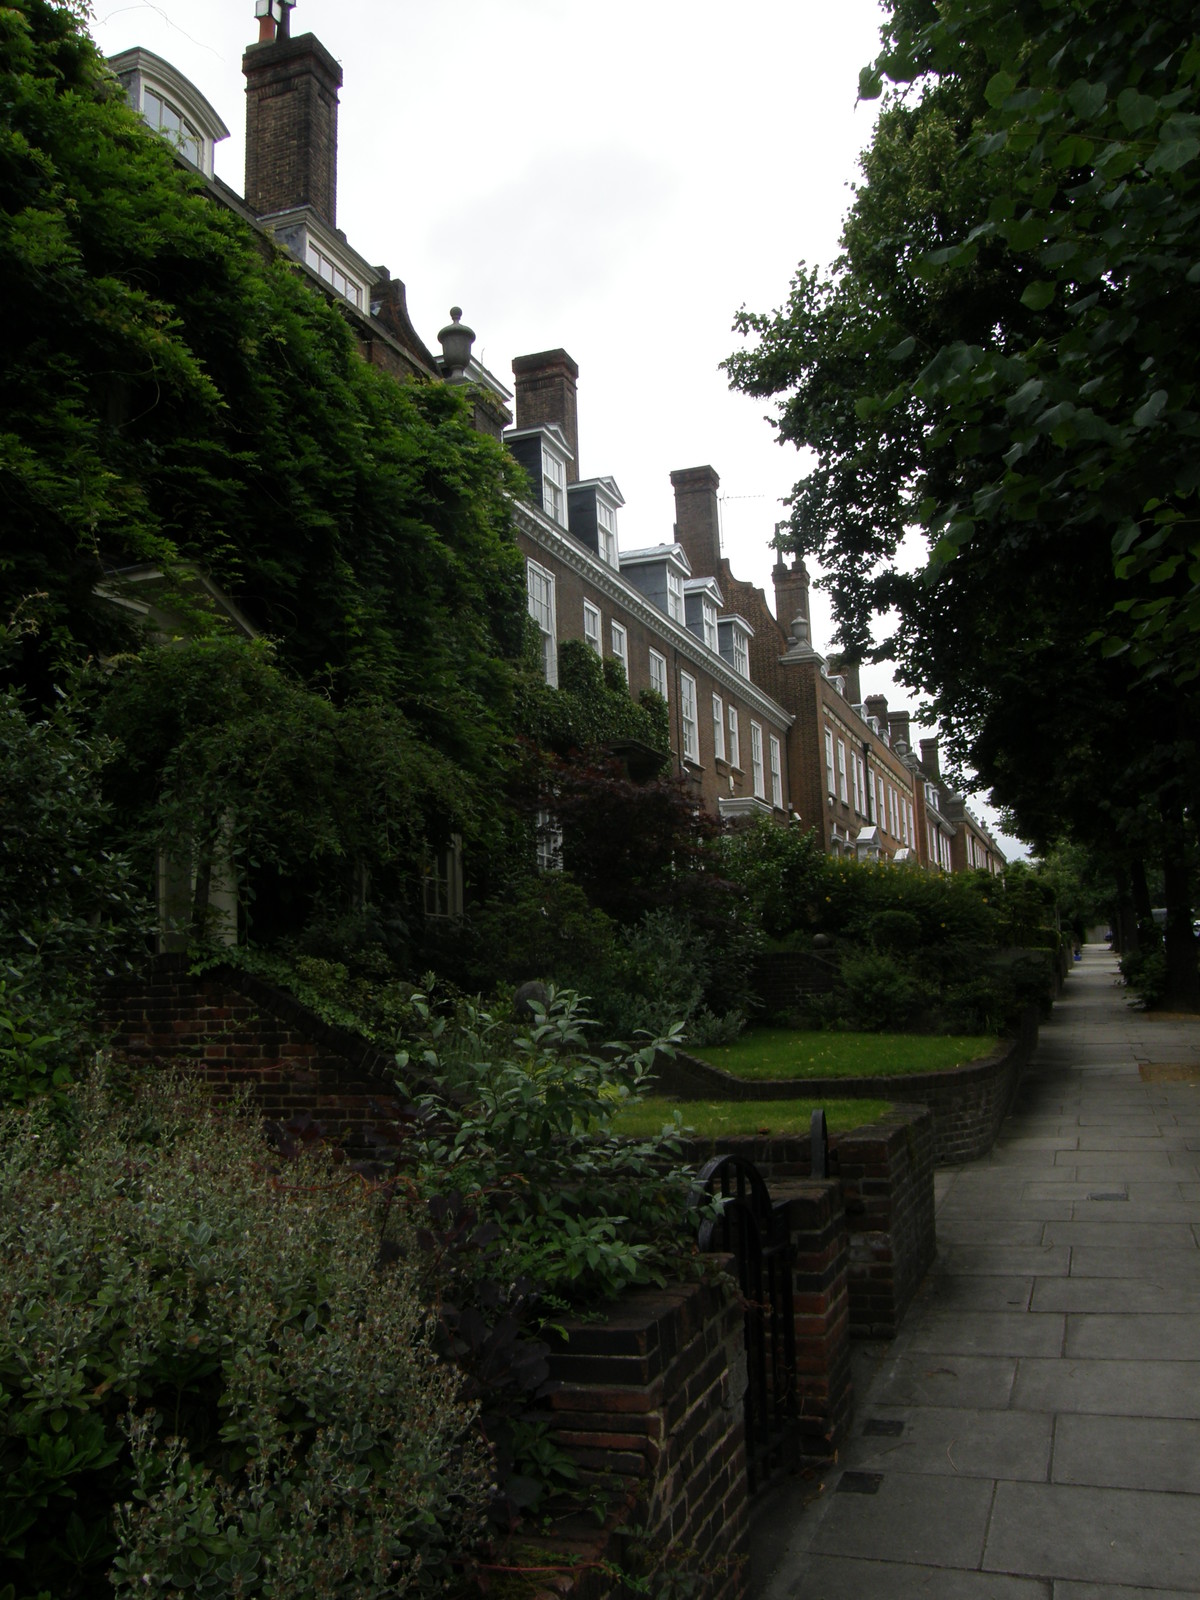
[666,569,685,623]
[526,559,557,687]
[583,600,601,655]
[769,735,783,808]
[597,499,618,568]
[712,694,726,762]
[732,632,750,678]
[750,721,765,799]
[680,672,699,764]
[649,648,668,700]
[876,774,885,825]
[702,601,719,652]
[837,738,848,804]
[423,835,463,920]
[535,810,563,873]
[728,705,741,769]
[610,620,628,680]
[541,447,566,526]
[825,728,836,795]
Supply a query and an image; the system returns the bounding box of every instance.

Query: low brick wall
[529,1275,750,1600]
[752,950,838,1014]
[653,1007,1038,1167]
[669,1105,936,1341]
[98,958,405,1153]
[778,1182,853,1454]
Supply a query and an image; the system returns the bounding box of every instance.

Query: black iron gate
[690,1152,797,1493]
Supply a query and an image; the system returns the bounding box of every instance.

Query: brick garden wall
[524,1275,751,1600]
[777,1183,854,1455]
[653,1007,1039,1167]
[98,958,406,1154]
[671,1106,936,1341]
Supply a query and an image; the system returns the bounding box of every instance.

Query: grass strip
[695,1028,998,1080]
[612,1096,894,1139]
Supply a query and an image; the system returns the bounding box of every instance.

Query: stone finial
[438,307,475,380]
[787,612,810,649]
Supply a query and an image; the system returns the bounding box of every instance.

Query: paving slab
[1041,1219,1197,1248]
[1011,1356,1200,1418]
[1066,1245,1200,1279]
[808,1470,995,1567]
[1064,1311,1200,1360]
[841,1404,1052,1481]
[934,1244,1071,1277]
[915,1274,1035,1313]
[1032,1276,1200,1314]
[1052,1413,1200,1493]
[786,1555,1050,1599]
[983,1481,1200,1589]
[931,1218,1048,1245]
[904,1310,1065,1358]
[865,1352,1017,1410]
[1054,1582,1199,1600]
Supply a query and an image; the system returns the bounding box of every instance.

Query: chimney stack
[772,550,811,633]
[670,465,722,579]
[827,654,862,708]
[920,737,941,776]
[512,350,580,482]
[243,6,342,228]
[888,710,911,753]
[865,693,889,727]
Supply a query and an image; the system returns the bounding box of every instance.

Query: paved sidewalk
[754,945,1200,1600]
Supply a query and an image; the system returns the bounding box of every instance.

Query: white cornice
[514,501,793,727]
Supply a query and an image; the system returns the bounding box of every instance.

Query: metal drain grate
[863,1418,905,1437]
[837,1472,884,1495]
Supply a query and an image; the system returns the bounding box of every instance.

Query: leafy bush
[837,951,931,1032]
[0,1069,492,1599]
[867,909,923,956]
[397,990,701,1310]
[1120,945,1168,1009]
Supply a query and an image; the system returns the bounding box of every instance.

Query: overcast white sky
[88,0,1025,857]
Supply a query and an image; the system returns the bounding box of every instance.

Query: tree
[726,0,1200,1005]
[2,0,534,958]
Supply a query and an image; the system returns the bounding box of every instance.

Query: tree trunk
[1159,798,1198,1011]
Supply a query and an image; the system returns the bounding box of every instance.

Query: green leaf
[1132,390,1168,428]
[1067,79,1107,121]
[888,335,917,361]
[1020,280,1057,310]
[1116,88,1158,133]
[985,70,1018,108]
[857,66,883,101]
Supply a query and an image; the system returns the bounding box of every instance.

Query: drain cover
[1087,1191,1128,1201]
[837,1472,884,1495]
[863,1418,905,1437]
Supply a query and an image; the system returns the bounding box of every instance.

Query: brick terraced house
[109,0,1004,884]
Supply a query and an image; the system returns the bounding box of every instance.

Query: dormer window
[684,577,724,651]
[142,86,202,165]
[667,569,685,622]
[597,500,618,566]
[718,616,753,679]
[619,544,692,623]
[108,48,229,180]
[507,426,573,527]
[542,449,565,525]
[305,239,363,307]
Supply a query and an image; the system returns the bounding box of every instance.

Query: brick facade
[242,31,341,227]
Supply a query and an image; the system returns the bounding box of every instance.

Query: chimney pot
[438,307,475,380]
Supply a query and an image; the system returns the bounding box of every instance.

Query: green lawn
[612,1096,893,1138]
[694,1028,998,1081]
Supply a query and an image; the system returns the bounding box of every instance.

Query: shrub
[0,1069,492,1599]
[837,951,931,1032]
[866,909,922,956]
[1120,945,1168,1009]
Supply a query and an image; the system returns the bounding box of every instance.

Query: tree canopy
[726,0,1200,1002]
[2,0,535,952]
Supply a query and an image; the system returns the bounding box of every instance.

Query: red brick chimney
[772,552,811,631]
[920,736,941,776]
[888,710,911,753]
[243,4,342,228]
[512,350,580,483]
[670,466,721,579]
